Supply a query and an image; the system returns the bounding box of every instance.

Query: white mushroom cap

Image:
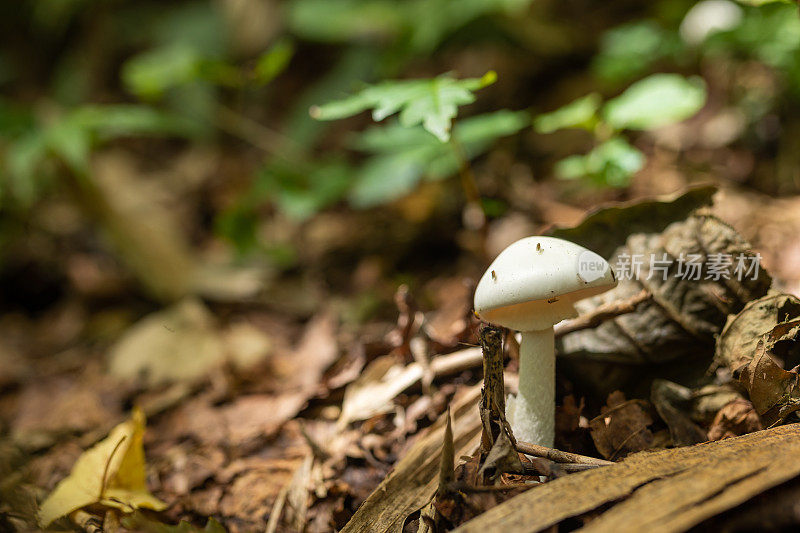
[474,236,616,331]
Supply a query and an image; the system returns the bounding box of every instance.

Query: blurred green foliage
[5,105,193,204]
[348,110,529,207]
[1,0,799,262]
[535,73,707,187]
[287,0,533,53]
[593,22,684,84]
[603,74,706,130]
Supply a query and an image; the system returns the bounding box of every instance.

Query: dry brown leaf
[717,293,800,425]
[158,393,307,449]
[715,292,800,373]
[689,384,743,425]
[12,371,122,450]
[558,212,771,395]
[589,391,654,460]
[280,314,339,394]
[739,338,800,425]
[218,470,284,532]
[107,299,226,386]
[708,398,762,440]
[554,395,591,453]
[220,394,309,448]
[423,278,474,348]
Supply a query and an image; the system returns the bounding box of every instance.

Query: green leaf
[735,0,792,5]
[555,137,644,187]
[446,109,530,150]
[46,119,92,174]
[705,3,800,74]
[287,0,406,43]
[68,105,195,139]
[2,105,194,205]
[349,151,429,208]
[593,21,680,83]
[350,110,528,206]
[602,74,707,131]
[534,93,601,134]
[259,160,352,220]
[287,0,533,52]
[122,45,203,100]
[254,39,295,85]
[5,132,49,205]
[310,71,497,141]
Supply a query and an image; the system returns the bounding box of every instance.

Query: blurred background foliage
[1,0,799,307]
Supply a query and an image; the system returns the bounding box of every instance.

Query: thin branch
[554,290,651,338]
[515,440,614,467]
[69,510,103,533]
[214,104,303,159]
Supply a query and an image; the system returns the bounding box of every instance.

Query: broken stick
[516,440,613,467]
[553,289,651,338]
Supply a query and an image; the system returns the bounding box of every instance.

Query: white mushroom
[473,236,616,446]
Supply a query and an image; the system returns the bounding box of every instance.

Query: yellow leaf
[38,408,166,527]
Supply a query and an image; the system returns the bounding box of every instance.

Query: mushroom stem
[509,327,555,447]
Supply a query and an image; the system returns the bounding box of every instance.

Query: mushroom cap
[474,236,616,331]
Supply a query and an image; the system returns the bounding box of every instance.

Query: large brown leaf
[558,212,771,395]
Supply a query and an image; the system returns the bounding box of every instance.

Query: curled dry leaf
[715,292,800,373]
[589,391,654,460]
[740,336,800,426]
[558,212,771,394]
[708,398,762,441]
[716,293,800,426]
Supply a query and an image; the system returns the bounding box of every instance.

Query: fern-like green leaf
[310,71,496,141]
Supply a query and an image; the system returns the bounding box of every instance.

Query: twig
[265,479,289,533]
[515,440,614,467]
[399,291,650,387]
[559,462,605,472]
[214,104,302,159]
[554,290,651,338]
[69,510,103,533]
[454,482,533,492]
[479,325,506,458]
[520,461,603,474]
[430,347,483,375]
